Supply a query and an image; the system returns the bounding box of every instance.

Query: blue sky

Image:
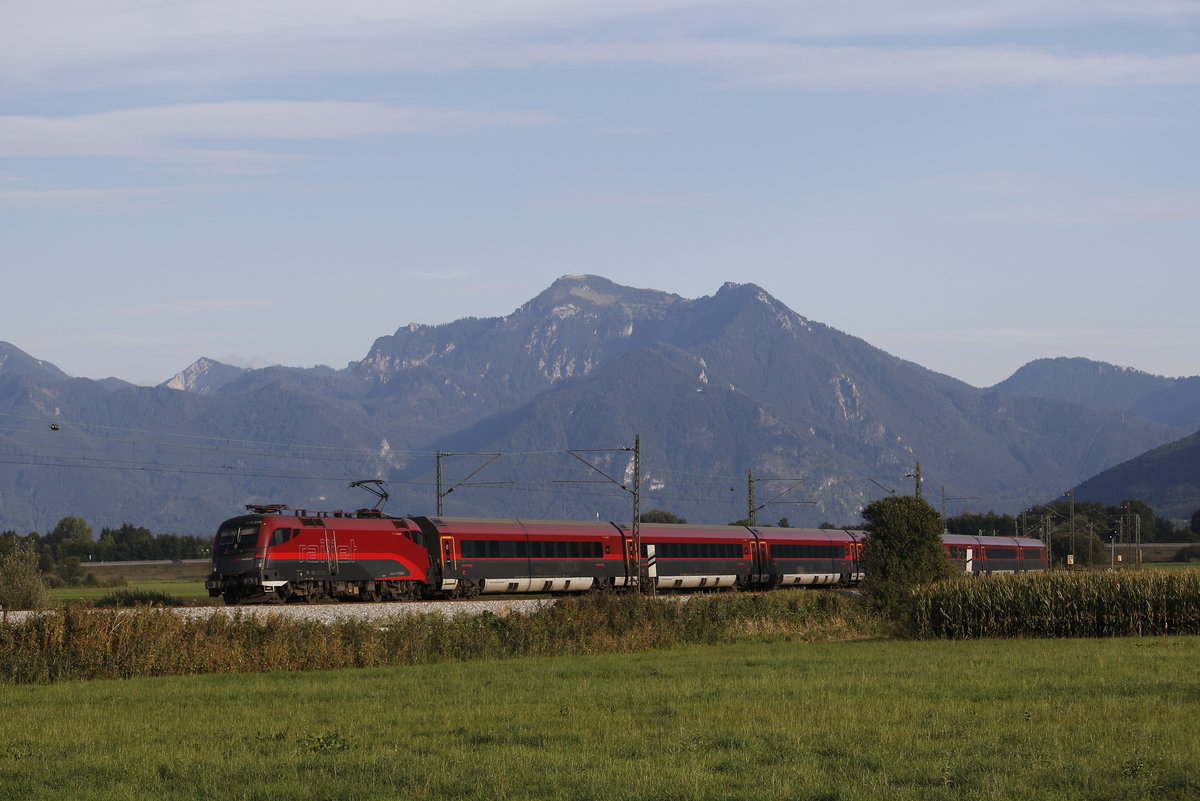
[2,1,1198,387]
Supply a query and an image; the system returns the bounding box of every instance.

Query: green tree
[639,509,688,524]
[57,556,85,583]
[44,516,94,560]
[861,495,955,622]
[1048,528,1107,566]
[0,543,50,611]
[97,523,154,560]
[944,511,1017,537]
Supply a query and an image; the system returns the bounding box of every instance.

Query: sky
[2,1,1198,388]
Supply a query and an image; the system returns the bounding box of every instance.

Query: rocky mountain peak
[514,274,682,321]
[161,357,245,395]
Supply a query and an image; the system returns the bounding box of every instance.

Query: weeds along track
[0,591,878,683]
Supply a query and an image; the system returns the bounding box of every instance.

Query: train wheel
[456,578,480,599]
[222,592,239,606]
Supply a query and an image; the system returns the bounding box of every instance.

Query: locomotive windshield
[215,520,261,556]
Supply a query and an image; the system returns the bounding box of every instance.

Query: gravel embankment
[176,598,556,621]
[3,598,556,624]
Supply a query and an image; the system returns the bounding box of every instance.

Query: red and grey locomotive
[206,504,1048,604]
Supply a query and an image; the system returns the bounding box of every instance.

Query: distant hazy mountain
[1074,429,1200,520]
[0,341,69,383]
[991,357,1200,430]
[0,277,1189,533]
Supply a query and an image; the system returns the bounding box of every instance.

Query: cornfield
[912,570,1200,638]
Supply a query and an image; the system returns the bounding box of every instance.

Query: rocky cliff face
[161,358,246,394]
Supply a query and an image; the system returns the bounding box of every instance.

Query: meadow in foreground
[0,636,1195,801]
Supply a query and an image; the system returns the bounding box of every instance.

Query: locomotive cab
[207,505,433,604]
[207,514,271,604]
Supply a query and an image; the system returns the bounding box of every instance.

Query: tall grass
[0,591,879,684]
[913,570,1200,638]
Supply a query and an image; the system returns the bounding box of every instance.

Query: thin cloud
[110,299,273,317]
[0,101,553,165]
[607,40,1200,91]
[548,191,717,208]
[0,184,231,210]
[954,189,1200,225]
[4,2,1197,93]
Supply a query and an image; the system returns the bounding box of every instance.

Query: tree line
[0,517,209,567]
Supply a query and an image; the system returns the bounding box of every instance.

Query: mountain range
[1,275,1196,535]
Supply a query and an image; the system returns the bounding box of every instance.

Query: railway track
[2,597,556,624]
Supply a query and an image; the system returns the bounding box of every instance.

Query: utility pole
[632,434,642,590]
[748,468,755,526]
[905,462,923,499]
[435,451,510,516]
[1064,489,1076,567]
[1135,513,1143,565]
[746,469,813,526]
[564,435,649,594]
[940,484,980,535]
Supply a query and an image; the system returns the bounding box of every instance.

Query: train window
[216,522,260,555]
[525,540,605,559]
[647,542,742,559]
[1021,549,1044,560]
[769,544,841,559]
[268,528,293,546]
[986,548,1018,560]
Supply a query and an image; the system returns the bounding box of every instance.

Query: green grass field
[44,560,217,606]
[1,636,1195,800]
[46,579,214,606]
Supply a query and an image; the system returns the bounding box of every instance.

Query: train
[205,504,1049,604]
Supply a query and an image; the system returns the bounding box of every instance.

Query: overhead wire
[0,410,805,516]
